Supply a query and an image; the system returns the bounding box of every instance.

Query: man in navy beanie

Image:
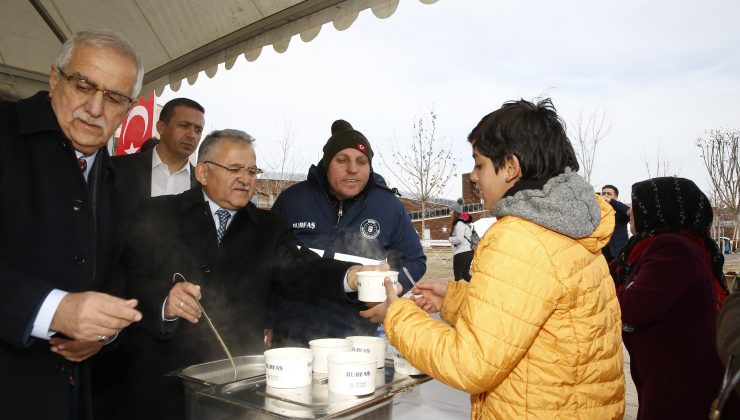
[269,119,426,346]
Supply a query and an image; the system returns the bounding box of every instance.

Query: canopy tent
[1,0,437,98]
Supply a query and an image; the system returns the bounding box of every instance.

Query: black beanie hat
[322,119,373,166]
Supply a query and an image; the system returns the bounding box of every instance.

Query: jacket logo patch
[292,221,316,230]
[360,219,380,239]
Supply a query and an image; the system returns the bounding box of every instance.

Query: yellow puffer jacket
[385,173,625,419]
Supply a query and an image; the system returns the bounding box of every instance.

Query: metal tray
[194,359,430,419]
[170,355,267,387]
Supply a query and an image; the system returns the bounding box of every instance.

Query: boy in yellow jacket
[362,98,625,419]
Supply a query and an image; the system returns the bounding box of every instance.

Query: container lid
[264,347,313,359]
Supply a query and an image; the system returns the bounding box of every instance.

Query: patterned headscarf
[614,177,727,294]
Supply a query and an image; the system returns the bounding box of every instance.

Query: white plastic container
[345,335,386,369]
[327,352,377,396]
[308,338,353,374]
[356,271,399,302]
[263,347,313,388]
[391,346,424,376]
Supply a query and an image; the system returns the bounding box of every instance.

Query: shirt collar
[75,150,98,180]
[202,191,236,218]
[152,145,191,175]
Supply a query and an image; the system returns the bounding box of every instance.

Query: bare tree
[380,107,457,240]
[570,109,612,183]
[697,128,740,243]
[640,143,681,178]
[255,121,307,207]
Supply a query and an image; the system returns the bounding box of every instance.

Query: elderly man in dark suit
[112,97,204,227]
[0,31,143,420]
[114,129,378,420]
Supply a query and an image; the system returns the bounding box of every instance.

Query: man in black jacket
[112,97,204,227]
[115,129,375,420]
[0,31,143,420]
[601,184,630,262]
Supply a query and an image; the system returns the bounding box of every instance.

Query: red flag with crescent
[115,91,155,155]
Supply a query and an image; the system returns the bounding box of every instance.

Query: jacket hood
[492,170,612,243]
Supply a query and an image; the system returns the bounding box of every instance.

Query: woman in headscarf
[613,177,737,419]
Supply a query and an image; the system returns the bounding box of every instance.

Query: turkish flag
[115,91,155,155]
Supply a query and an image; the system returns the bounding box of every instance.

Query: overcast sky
[158,0,740,201]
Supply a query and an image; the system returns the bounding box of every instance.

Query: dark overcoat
[115,186,354,420]
[0,92,118,420]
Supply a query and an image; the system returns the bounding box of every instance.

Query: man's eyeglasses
[203,160,263,177]
[58,68,133,108]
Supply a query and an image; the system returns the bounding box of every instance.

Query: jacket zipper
[336,201,343,225]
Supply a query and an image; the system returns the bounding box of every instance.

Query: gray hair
[55,31,144,99]
[198,129,256,162]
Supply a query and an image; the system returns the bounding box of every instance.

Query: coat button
[73,255,86,265]
[72,199,83,212]
[201,265,212,275]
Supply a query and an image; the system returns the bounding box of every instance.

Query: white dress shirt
[150,146,191,197]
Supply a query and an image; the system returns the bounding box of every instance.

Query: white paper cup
[356,271,399,302]
[391,346,424,376]
[264,385,313,418]
[327,352,377,396]
[264,347,313,388]
[308,338,353,374]
[345,335,387,368]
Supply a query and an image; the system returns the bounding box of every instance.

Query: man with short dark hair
[601,184,630,262]
[112,97,205,227]
[0,30,144,420]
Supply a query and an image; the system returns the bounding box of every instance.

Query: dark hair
[602,184,619,197]
[159,98,205,123]
[467,98,578,178]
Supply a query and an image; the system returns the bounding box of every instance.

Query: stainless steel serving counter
[171,354,431,419]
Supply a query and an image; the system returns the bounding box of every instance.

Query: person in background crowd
[448,198,474,281]
[612,177,737,419]
[716,290,740,415]
[0,88,23,102]
[361,98,625,419]
[0,31,143,420]
[114,129,383,420]
[601,184,630,262]
[112,97,204,228]
[269,119,425,346]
